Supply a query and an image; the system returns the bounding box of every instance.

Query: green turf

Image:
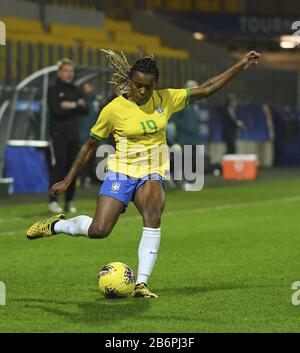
[1,173,300,332]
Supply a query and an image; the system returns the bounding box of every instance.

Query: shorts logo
[157,106,164,114]
[111,182,121,192]
[0,21,6,45]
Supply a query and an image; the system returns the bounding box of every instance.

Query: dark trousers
[49,129,80,204]
[225,139,236,154]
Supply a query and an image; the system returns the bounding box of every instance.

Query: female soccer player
[27,49,261,298]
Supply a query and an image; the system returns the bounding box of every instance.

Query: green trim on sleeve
[90,131,106,141]
[185,88,190,108]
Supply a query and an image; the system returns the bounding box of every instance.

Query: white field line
[0,231,16,236]
[119,194,300,222]
[0,195,299,236]
[0,217,24,223]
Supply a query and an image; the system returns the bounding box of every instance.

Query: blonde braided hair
[101,49,160,96]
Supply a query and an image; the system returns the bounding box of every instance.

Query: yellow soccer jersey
[90,88,190,178]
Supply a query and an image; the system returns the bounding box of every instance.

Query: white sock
[54,215,92,237]
[136,227,161,285]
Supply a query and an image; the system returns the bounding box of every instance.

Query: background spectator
[48,58,88,213]
[220,94,244,154]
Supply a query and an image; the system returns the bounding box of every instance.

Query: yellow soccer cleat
[26,214,65,240]
[131,282,158,299]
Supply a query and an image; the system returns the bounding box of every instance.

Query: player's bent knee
[88,224,111,239]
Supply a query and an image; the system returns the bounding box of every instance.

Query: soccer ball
[98,262,135,299]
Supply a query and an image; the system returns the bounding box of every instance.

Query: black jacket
[48,78,88,134]
[220,106,239,142]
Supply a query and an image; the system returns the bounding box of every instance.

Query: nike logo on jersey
[157,106,164,114]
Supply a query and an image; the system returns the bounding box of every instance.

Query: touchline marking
[0,217,24,223]
[0,231,18,236]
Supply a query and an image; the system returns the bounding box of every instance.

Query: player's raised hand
[50,180,69,196]
[238,50,261,70]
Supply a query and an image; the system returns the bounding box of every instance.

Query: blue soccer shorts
[99,171,164,207]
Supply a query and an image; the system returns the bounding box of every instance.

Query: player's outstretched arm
[50,137,100,197]
[189,50,261,103]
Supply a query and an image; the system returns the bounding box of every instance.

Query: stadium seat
[2,16,43,35]
[50,24,108,41]
[2,14,190,84]
[103,18,132,32]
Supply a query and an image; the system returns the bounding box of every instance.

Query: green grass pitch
[1,170,300,332]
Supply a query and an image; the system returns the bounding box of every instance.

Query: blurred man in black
[220,94,244,154]
[48,58,88,213]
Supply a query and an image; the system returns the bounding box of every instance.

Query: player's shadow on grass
[156,282,281,296]
[14,293,151,326]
